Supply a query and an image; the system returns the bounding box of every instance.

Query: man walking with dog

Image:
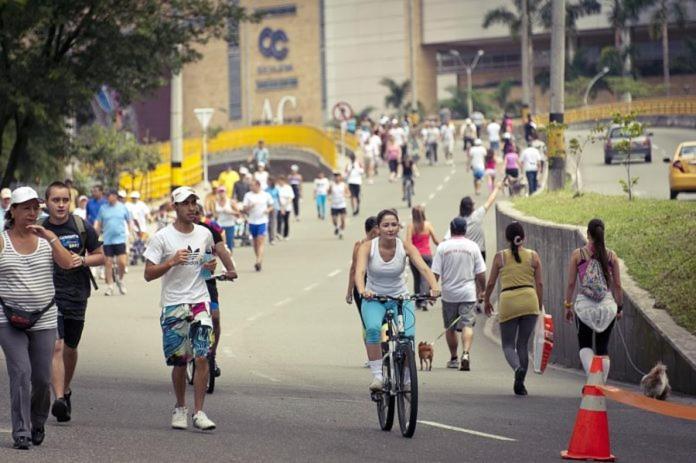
[432,217,486,371]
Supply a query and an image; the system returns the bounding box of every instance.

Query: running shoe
[65,390,72,414]
[254,263,261,272]
[13,436,30,450]
[369,377,384,392]
[460,352,471,371]
[338,231,343,240]
[334,227,339,236]
[31,427,45,446]
[446,358,459,369]
[51,398,71,422]
[192,411,216,430]
[116,280,127,295]
[513,368,528,396]
[104,285,114,296]
[171,406,188,430]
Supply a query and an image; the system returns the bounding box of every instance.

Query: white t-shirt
[74,207,87,220]
[346,162,364,185]
[469,146,487,170]
[143,224,214,307]
[487,122,501,142]
[330,182,347,209]
[215,198,237,227]
[426,127,440,144]
[254,170,270,190]
[128,201,150,232]
[314,177,330,195]
[441,124,454,143]
[531,139,547,161]
[278,184,295,212]
[432,236,487,303]
[444,206,487,251]
[520,147,541,172]
[389,127,406,146]
[242,191,273,225]
[367,135,382,159]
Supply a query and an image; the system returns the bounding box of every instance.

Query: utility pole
[548,0,565,191]
[520,0,530,119]
[170,70,184,191]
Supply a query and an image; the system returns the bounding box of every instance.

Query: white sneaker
[369,377,383,392]
[104,285,114,296]
[192,411,216,430]
[116,281,127,295]
[171,406,188,430]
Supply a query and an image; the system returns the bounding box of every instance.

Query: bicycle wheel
[206,354,216,394]
[376,354,395,431]
[396,344,418,438]
[186,359,195,385]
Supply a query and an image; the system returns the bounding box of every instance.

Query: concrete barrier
[495,201,696,395]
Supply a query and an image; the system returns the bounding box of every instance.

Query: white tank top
[330,182,346,209]
[365,238,408,297]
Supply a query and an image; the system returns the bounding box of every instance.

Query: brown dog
[640,362,671,400]
[418,342,434,371]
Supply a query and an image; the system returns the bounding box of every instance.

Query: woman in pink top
[385,136,402,182]
[504,147,521,179]
[405,205,440,309]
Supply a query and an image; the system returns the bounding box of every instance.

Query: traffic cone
[561,356,615,461]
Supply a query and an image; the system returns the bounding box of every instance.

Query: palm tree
[483,0,543,113]
[539,0,602,62]
[648,0,688,95]
[379,78,411,112]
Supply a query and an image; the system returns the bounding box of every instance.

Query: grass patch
[513,191,696,335]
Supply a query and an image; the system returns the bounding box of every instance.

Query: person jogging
[42,182,105,424]
[0,187,75,450]
[483,222,543,396]
[468,139,487,196]
[242,179,274,271]
[328,172,348,239]
[313,171,329,220]
[354,209,440,391]
[564,218,623,382]
[94,190,132,296]
[143,186,219,431]
[405,205,439,310]
[432,217,486,371]
[345,153,364,216]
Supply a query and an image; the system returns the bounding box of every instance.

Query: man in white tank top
[328,172,348,239]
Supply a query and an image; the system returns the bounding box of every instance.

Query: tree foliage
[379,78,412,113]
[0,0,256,188]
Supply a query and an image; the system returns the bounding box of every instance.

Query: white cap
[465,118,472,124]
[10,186,42,206]
[171,186,200,204]
[391,118,398,125]
[474,138,482,146]
[239,166,249,175]
[258,162,266,168]
[503,132,511,140]
[1,188,10,199]
[290,164,299,172]
[78,195,88,203]
[117,189,127,198]
[129,191,141,199]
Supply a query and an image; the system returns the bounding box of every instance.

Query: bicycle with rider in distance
[370,294,437,438]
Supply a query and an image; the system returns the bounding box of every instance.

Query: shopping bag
[532,307,554,374]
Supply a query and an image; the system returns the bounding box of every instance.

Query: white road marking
[251,370,281,383]
[274,297,293,307]
[304,283,319,291]
[327,269,341,277]
[436,185,443,191]
[444,176,451,182]
[418,420,517,442]
[428,193,436,200]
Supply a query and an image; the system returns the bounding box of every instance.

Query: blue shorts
[473,168,485,180]
[249,223,267,238]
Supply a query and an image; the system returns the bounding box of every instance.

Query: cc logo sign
[258,27,289,61]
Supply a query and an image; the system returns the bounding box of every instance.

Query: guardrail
[120,125,338,201]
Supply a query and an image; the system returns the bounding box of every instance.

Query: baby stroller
[234,217,252,247]
[129,232,148,265]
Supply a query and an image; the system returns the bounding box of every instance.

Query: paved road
[1,154,695,462]
[567,127,696,200]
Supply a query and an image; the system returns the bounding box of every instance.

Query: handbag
[532,307,554,374]
[0,297,54,330]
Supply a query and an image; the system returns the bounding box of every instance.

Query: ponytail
[505,221,525,263]
[588,218,611,285]
[3,209,13,230]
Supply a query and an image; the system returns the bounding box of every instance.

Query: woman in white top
[344,152,364,216]
[328,172,348,239]
[366,130,382,183]
[354,209,440,391]
[0,187,75,450]
[276,176,295,239]
[214,186,240,251]
[313,171,330,220]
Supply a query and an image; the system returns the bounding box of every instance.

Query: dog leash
[429,315,462,344]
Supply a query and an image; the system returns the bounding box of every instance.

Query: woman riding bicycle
[354,209,440,392]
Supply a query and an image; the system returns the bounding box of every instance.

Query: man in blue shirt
[95,190,132,295]
[86,185,107,225]
[251,140,269,168]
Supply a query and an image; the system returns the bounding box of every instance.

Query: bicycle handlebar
[368,294,440,303]
[212,273,236,281]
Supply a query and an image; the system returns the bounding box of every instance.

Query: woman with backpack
[564,218,623,382]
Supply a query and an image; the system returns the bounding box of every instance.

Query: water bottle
[200,250,214,280]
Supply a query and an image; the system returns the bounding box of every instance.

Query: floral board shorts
[160,302,213,366]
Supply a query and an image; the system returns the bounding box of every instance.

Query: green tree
[438,86,493,119]
[0,1,256,188]
[379,78,412,113]
[538,0,602,62]
[648,0,688,95]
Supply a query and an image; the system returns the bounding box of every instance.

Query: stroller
[234,217,252,247]
[129,232,148,265]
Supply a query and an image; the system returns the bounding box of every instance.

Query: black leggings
[577,318,615,356]
[277,211,290,238]
[291,185,300,217]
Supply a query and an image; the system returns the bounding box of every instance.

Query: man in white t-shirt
[388,120,406,152]
[432,217,486,371]
[425,122,440,164]
[276,176,295,240]
[143,186,232,432]
[441,122,455,165]
[128,191,151,235]
[242,179,274,271]
[520,145,542,194]
[468,139,487,195]
[328,172,348,239]
[253,162,270,190]
[486,118,501,153]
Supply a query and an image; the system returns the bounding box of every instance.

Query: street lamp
[450,49,484,116]
[194,107,215,186]
[583,67,610,106]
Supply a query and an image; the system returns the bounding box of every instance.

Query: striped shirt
[0,231,57,331]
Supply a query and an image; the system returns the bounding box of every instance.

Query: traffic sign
[332,101,353,121]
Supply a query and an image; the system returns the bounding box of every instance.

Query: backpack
[579,248,609,302]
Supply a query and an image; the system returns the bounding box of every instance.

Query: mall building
[134,0,696,142]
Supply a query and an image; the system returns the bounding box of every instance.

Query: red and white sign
[332,101,353,121]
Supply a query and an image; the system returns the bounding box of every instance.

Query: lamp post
[583,67,610,106]
[194,108,215,186]
[450,49,484,116]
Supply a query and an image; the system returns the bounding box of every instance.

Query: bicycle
[186,273,235,394]
[370,294,435,438]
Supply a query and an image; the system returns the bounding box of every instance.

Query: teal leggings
[361,299,416,343]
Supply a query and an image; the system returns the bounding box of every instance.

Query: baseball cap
[291,164,299,172]
[171,186,199,204]
[258,162,266,168]
[117,189,127,198]
[78,195,88,203]
[239,166,249,175]
[10,186,42,206]
[1,188,11,199]
[129,191,141,199]
[450,217,468,236]
[473,138,482,146]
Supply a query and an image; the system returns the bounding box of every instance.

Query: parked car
[603,124,652,164]
[663,142,696,200]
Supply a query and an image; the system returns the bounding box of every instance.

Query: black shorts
[348,183,361,198]
[505,168,519,178]
[388,159,398,173]
[56,299,88,349]
[331,207,346,217]
[103,243,127,257]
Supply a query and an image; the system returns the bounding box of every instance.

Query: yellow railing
[120,125,338,201]
[325,127,360,153]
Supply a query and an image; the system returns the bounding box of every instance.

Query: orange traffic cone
[561,356,615,461]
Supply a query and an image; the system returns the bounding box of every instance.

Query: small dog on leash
[640,362,671,400]
[418,342,434,371]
